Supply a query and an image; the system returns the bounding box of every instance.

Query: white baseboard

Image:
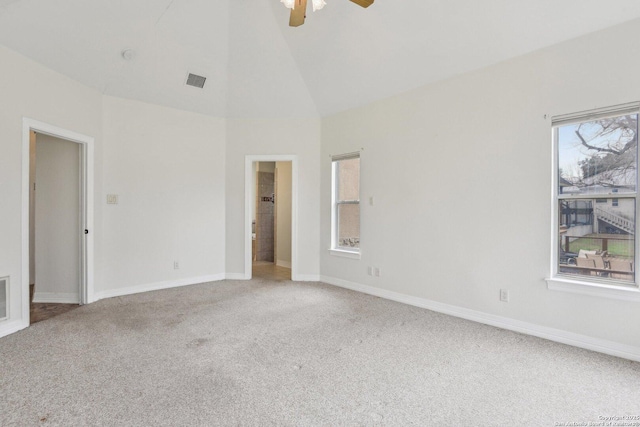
[33,292,79,304]
[294,274,320,282]
[93,274,226,301]
[225,273,249,280]
[276,260,292,268]
[320,275,640,363]
[0,319,28,339]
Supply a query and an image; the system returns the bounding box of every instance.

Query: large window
[331,153,360,254]
[553,104,638,287]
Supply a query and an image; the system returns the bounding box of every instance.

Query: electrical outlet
[174,261,179,270]
[500,289,509,302]
[373,267,381,277]
[106,194,118,204]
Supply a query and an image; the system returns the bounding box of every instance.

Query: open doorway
[22,119,94,327]
[30,132,81,323]
[245,155,298,280]
[252,161,292,281]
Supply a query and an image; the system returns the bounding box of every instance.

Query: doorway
[21,119,94,327]
[30,132,83,323]
[244,155,298,280]
[252,161,292,281]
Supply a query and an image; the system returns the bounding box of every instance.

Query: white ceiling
[1,0,640,118]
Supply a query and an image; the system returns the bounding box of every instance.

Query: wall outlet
[373,267,381,277]
[500,289,509,302]
[106,194,118,204]
[173,261,179,270]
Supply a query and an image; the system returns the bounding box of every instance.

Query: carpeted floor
[1,278,639,426]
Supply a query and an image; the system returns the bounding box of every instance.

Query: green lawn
[568,236,634,258]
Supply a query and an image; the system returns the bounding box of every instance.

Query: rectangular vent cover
[186,73,207,89]
[0,276,7,320]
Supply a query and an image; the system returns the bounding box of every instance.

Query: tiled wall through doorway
[256,168,275,262]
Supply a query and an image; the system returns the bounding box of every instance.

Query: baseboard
[294,274,320,282]
[33,292,79,304]
[94,274,226,301]
[0,319,28,339]
[276,260,292,268]
[319,275,640,363]
[225,273,250,280]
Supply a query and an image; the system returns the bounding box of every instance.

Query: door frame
[245,155,297,279]
[21,118,94,323]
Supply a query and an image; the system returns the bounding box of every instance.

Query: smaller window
[331,153,360,253]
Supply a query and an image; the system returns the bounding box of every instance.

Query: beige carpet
[1,278,639,426]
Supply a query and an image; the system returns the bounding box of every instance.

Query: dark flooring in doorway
[29,284,79,324]
[30,303,79,324]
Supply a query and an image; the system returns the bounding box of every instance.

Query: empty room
[1,0,639,425]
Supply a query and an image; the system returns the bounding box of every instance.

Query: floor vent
[0,276,7,320]
[185,73,207,89]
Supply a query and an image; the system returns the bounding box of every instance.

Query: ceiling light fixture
[281,0,325,11]
[282,0,372,27]
[312,0,326,11]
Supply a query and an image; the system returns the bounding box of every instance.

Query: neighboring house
[560,168,635,257]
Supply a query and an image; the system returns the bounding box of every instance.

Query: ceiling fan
[281,0,374,27]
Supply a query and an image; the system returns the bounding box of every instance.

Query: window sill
[329,249,361,260]
[546,276,640,302]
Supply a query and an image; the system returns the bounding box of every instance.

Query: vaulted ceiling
[1,0,640,118]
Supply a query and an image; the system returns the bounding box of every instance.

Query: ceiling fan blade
[289,0,307,27]
[349,0,373,8]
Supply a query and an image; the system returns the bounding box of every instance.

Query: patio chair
[559,246,577,265]
[586,253,607,276]
[578,249,597,259]
[609,258,634,280]
[585,253,605,268]
[576,257,597,276]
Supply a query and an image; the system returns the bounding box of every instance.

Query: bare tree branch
[574,128,634,155]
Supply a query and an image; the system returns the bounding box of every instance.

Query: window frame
[330,152,361,258]
[547,103,640,301]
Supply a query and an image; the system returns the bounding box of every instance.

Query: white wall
[34,135,80,302]
[276,161,292,266]
[99,96,226,295]
[320,19,640,351]
[225,119,320,279]
[0,44,228,335]
[0,44,103,332]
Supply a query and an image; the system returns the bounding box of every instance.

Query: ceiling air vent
[185,73,207,89]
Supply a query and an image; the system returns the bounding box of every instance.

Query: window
[553,104,638,289]
[331,152,360,255]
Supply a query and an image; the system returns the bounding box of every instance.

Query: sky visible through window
[558,114,637,186]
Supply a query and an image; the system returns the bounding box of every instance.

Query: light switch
[106,194,118,204]
[369,196,374,206]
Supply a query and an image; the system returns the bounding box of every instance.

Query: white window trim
[546,103,640,301]
[329,248,361,259]
[331,152,360,257]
